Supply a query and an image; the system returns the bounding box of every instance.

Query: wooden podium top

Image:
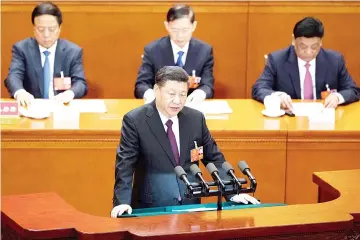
[2,169,359,240]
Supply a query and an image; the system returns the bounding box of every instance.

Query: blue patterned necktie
[43,50,51,99]
[175,51,184,68]
[165,119,180,166]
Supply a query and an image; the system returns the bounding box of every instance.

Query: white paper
[292,102,324,117]
[69,100,107,113]
[187,100,233,114]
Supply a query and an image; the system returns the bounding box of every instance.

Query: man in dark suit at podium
[112,66,259,218]
[4,2,88,106]
[134,4,214,105]
[252,17,359,109]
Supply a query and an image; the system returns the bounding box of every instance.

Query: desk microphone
[174,166,194,191]
[190,164,210,193]
[222,161,242,189]
[238,161,257,188]
[206,163,225,190]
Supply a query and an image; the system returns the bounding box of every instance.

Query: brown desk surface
[1,169,359,240]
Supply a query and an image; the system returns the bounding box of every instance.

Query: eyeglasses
[34,26,59,34]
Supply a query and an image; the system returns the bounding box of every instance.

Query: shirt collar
[170,39,189,54]
[38,40,58,55]
[297,57,316,67]
[157,109,179,127]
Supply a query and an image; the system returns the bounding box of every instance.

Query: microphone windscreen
[222,161,234,172]
[238,161,249,173]
[174,166,186,178]
[190,164,201,175]
[206,163,218,174]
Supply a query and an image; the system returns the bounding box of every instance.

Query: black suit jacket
[4,37,88,98]
[113,102,230,208]
[252,45,360,103]
[134,36,214,98]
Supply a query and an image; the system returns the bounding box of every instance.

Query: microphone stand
[183,178,256,211]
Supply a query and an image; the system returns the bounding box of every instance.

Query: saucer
[261,109,285,118]
[19,107,50,119]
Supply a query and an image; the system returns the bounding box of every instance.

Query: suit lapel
[284,46,301,99]
[54,39,65,78]
[29,38,44,96]
[178,109,190,167]
[183,39,196,73]
[315,49,327,99]
[146,102,177,167]
[162,37,175,66]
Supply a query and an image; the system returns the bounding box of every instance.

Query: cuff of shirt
[192,89,206,100]
[334,92,345,105]
[14,89,26,99]
[143,89,155,101]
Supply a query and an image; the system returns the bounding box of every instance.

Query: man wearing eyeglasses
[134,4,214,105]
[4,2,88,106]
[252,17,359,109]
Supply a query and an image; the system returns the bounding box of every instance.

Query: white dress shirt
[158,110,180,153]
[39,41,57,98]
[170,40,189,66]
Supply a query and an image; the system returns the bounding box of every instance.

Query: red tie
[304,62,313,100]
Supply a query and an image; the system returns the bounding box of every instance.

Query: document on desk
[69,100,107,113]
[292,102,324,116]
[187,100,233,114]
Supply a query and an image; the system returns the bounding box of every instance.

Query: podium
[2,170,360,240]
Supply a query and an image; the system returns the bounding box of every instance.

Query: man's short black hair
[155,66,189,87]
[32,2,62,26]
[166,4,195,23]
[293,17,324,39]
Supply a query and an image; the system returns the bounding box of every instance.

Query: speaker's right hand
[111,204,132,218]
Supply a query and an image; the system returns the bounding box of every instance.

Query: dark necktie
[43,50,51,99]
[165,119,180,165]
[175,51,184,68]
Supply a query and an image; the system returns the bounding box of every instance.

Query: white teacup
[264,95,281,113]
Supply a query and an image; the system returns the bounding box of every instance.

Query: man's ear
[291,34,295,46]
[154,84,159,91]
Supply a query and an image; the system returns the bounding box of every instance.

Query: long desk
[1,169,359,240]
[2,99,360,216]
[1,99,288,217]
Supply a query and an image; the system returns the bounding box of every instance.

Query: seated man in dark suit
[252,17,359,109]
[112,66,259,218]
[134,4,214,105]
[4,2,88,106]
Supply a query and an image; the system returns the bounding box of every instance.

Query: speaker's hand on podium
[110,204,132,218]
[230,194,260,204]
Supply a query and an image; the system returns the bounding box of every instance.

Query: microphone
[222,161,242,189]
[206,163,225,190]
[190,164,210,193]
[174,166,194,191]
[238,161,257,188]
